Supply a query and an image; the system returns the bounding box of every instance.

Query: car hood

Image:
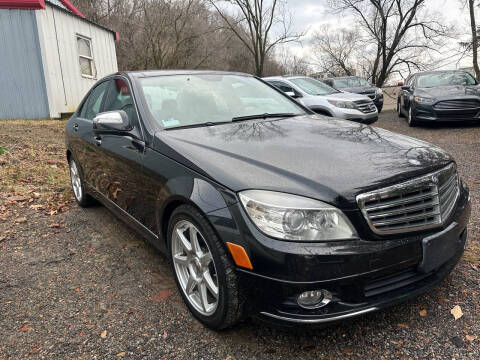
[338,86,377,94]
[154,115,452,209]
[322,92,371,102]
[415,85,480,99]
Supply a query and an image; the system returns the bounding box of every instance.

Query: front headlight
[327,99,356,109]
[414,96,435,104]
[239,190,358,241]
[376,88,383,95]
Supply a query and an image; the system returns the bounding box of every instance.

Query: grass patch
[0,120,72,213]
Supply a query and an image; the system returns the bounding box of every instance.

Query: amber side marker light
[226,242,253,270]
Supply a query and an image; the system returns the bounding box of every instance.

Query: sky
[276,0,474,77]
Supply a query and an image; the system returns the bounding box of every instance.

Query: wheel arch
[310,107,334,117]
[156,178,233,251]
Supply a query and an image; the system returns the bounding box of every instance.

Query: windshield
[289,77,339,95]
[138,74,305,129]
[416,72,477,88]
[333,77,369,88]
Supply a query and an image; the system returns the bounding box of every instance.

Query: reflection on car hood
[154,115,452,209]
[416,85,480,98]
[322,92,372,102]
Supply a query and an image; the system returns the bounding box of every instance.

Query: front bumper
[330,107,378,123]
[414,102,480,122]
[226,182,470,326]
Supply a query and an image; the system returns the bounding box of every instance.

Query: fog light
[297,289,332,309]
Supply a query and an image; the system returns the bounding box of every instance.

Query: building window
[77,35,95,77]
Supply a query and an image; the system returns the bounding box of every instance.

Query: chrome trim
[260,307,378,324]
[357,163,459,235]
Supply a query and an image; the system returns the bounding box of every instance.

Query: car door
[69,80,110,185]
[93,76,147,222]
[401,76,415,111]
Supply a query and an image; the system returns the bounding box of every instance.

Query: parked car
[323,76,384,112]
[397,70,480,126]
[263,75,378,124]
[66,70,470,329]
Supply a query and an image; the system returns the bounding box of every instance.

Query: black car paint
[398,72,480,123]
[66,71,470,326]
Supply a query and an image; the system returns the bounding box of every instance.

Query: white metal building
[0,0,118,119]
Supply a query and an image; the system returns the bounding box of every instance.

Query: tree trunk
[469,0,480,80]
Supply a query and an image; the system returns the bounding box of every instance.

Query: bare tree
[275,48,311,75]
[329,0,451,86]
[467,0,480,79]
[206,0,304,76]
[311,25,358,77]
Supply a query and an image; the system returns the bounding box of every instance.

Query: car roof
[413,70,471,76]
[120,70,253,78]
[263,75,309,81]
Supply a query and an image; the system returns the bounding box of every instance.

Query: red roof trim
[58,0,84,18]
[0,0,45,10]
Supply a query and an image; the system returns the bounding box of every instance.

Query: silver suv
[264,76,378,124]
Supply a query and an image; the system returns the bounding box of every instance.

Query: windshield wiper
[231,113,298,122]
[165,121,230,130]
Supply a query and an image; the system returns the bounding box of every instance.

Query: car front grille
[356,163,459,234]
[434,99,480,110]
[354,100,377,113]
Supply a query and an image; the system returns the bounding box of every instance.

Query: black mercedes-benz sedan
[397,70,480,126]
[66,70,471,329]
[323,76,384,112]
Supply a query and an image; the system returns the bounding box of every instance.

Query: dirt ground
[0,113,479,359]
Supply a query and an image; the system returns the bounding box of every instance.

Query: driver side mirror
[285,91,300,99]
[93,110,132,132]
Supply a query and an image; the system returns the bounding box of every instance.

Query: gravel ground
[0,112,479,359]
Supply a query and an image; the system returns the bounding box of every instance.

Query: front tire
[408,106,417,127]
[167,205,245,330]
[69,157,95,207]
[397,101,404,118]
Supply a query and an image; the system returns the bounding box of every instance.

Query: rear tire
[69,156,95,207]
[167,205,245,330]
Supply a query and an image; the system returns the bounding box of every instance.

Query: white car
[264,76,378,124]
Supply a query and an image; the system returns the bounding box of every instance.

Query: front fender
[155,176,236,251]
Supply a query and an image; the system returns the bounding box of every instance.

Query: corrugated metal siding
[0,9,49,119]
[36,4,118,117]
[45,0,67,10]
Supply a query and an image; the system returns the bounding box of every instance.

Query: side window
[77,35,95,77]
[407,76,415,88]
[103,78,139,128]
[81,81,109,120]
[269,81,301,97]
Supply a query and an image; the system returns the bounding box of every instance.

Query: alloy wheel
[171,220,219,316]
[70,160,83,201]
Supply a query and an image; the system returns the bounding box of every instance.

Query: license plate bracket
[418,222,459,273]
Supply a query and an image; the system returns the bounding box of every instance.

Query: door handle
[94,135,102,146]
[73,123,79,132]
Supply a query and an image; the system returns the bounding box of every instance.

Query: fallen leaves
[18,324,33,332]
[101,330,107,339]
[419,309,427,317]
[466,334,477,342]
[450,305,463,320]
[116,352,126,357]
[163,330,168,339]
[152,289,173,303]
[397,323,409,328]
[15,217,27,224]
